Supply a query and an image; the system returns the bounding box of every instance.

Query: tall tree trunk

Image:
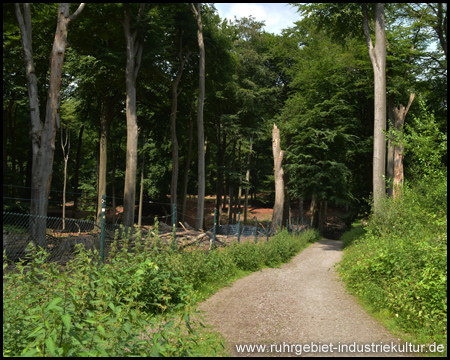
[61,127,70,230]
[170,29,190,223]
[122,4,145,228]
[362,3,386,213]
[14,3,85,247]
[244,136,253,224]
[272,124,285,231]
[181,94,195,223]
[191,3,205,230]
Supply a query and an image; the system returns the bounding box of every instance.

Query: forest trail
[197,239,409,357]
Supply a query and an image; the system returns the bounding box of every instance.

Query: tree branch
[405,93,415,115]
[68,3,86,23]
[362,4,375,65]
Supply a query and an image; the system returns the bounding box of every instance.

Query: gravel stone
[198,239,411,357]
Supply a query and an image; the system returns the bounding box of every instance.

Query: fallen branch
[179,221,188,232]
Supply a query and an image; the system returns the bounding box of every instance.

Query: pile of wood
[146,221,229,250]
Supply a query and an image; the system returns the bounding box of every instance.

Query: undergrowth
[3,221,320,357]
[337,174,447,356]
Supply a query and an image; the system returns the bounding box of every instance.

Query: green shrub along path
[3,226,320,357]
[198,239,411,357]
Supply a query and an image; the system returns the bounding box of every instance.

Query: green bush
[3,244,203,357]
[229,242,263,271]
[340,227,366,249]
[3,222,322,356]
[337,174,447,351]
[203,248,237,282]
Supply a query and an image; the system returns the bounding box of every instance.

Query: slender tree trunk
[252,148,260,202]
[283,171,290,226]
[138,134,146,227]
[191,3,205,230]
[170,29,190,222]
[244,136,253,224]
[362,3,386,213]
[319,199,326,235]
[15,3,85,247]
[228,141,236,222]
[236,140,242,223]
[61,127,70,230]
[111,134,123,225]
[223,183,227,212]
[387,94,395,197]
[311,195,319,229]
[122,4,145,228]
[272,124,285,231]
[73,124,84,218]
[181,94,195,223]
[96,96,116,222]
[215,122,225,221]
[111,150,117,224]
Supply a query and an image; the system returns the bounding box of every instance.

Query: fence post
[266,220,269,242]
[172,203,176,250]
[237,212,241,243]
[254,217,258,243]
[100,195,106,264]
[212,208,217,249]
[286,219,289,232]
[296,217,299,235]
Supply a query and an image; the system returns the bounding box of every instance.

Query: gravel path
[197,239,409,357]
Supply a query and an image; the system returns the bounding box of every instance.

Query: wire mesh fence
[3,209,311,268]
[3,212,119,264]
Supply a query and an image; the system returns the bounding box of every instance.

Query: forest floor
[197,239,412,357]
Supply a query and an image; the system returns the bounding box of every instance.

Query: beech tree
[362,3,387,212]
[122,3,145,228]
[191,3,206,230]
[170,25,191,222]
[14,3,85,247]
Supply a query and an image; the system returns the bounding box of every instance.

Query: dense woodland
[3,3,447,234]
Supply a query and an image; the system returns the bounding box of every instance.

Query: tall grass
[3,221,320,356]
[337,174,447,356]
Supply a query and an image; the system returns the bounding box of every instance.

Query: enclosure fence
[3,203,311,266]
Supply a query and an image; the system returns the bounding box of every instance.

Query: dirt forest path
[197,239,409,357]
